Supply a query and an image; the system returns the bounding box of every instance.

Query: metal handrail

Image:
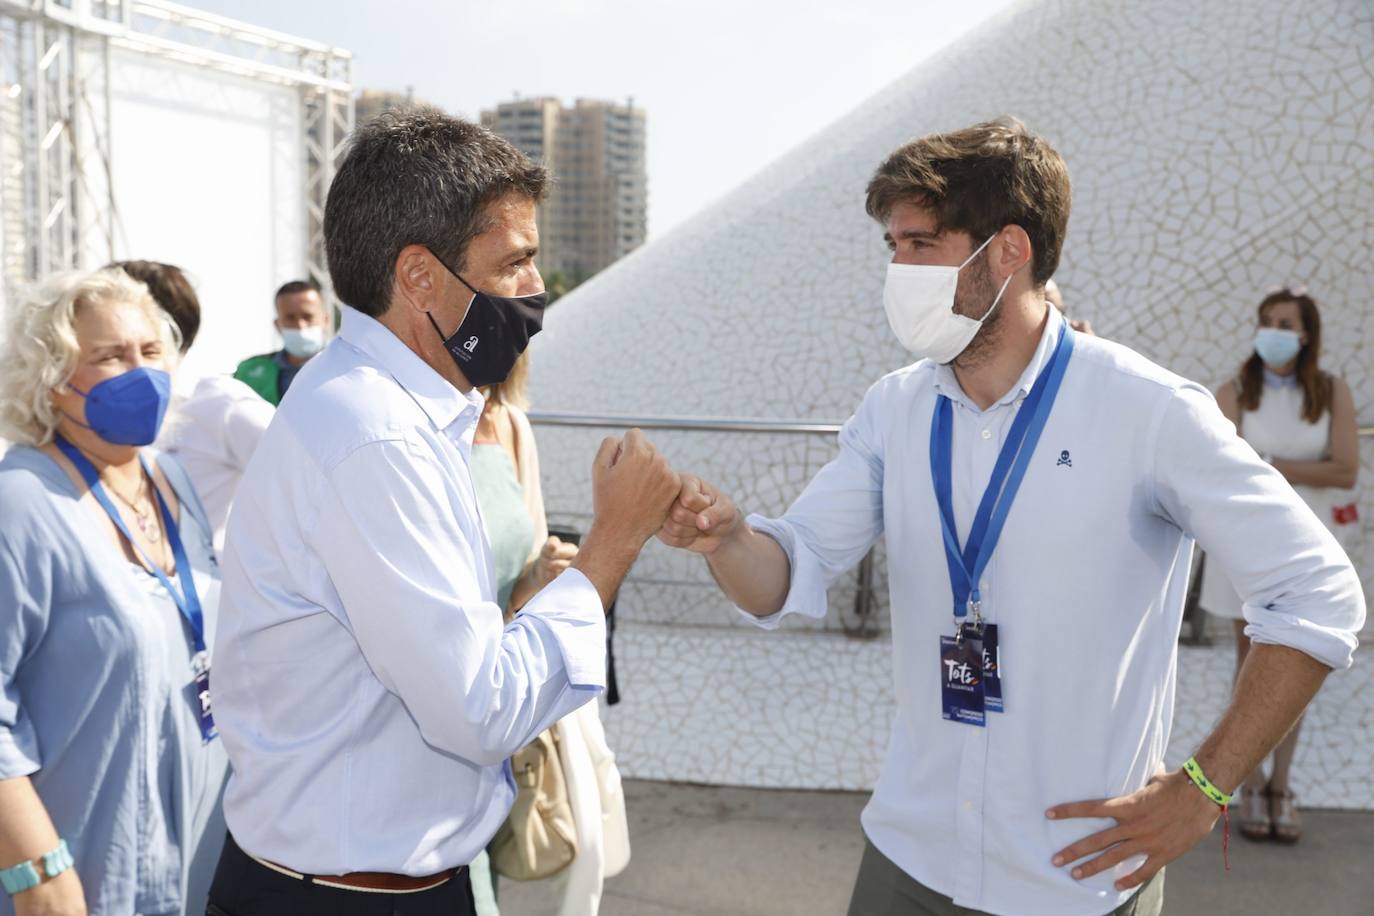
[527,410,844,435]
[532,411,1374,438]
[532,411,1374,435]
[530,410,1374,641]
[527,409,879,638]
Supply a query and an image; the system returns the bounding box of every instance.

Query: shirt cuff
[0,717,41,780]
[1243,607,1362,671]
[514,568,608,690]
[737,514,832,630]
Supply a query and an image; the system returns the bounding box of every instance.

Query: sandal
[1269,788,1302,844]
[1237,786,1272,841]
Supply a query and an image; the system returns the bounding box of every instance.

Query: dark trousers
[207,833,475,916]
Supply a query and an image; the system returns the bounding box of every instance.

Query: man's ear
[996,225,1034,280]
[394,245,441,315]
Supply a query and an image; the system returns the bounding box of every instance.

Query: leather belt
[249,853,463,895]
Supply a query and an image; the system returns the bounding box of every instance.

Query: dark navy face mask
[63,366,172,446]
[425,251,548,389]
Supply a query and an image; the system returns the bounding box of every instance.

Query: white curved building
[528,0,1374,805]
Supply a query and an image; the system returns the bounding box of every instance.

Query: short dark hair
[109,260,200,353]
[275,279,321,300]
[865,117,1071,286]
[324,106,548,317]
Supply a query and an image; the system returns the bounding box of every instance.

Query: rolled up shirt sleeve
[0,540,45,778]
[315,439,606,768]
[741,385,887,629]
[1152,384,1365,669]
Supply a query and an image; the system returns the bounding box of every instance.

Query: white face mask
[281,325,326,359]
[882,233,1015,363]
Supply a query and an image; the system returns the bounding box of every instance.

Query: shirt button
[963,800,973,810]
[981,429,992,440]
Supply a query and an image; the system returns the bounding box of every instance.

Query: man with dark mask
[207,108,681,915]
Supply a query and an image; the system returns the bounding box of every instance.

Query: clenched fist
[656,474,743,554]
[589,429,681,547]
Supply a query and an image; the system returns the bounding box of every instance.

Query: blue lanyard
[54,436,207,654]
[930,318,1076,630]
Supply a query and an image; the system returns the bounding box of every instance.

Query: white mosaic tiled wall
[529,0,1374,806]
[595,624,1374,811]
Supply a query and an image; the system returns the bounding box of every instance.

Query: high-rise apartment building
[481,97,646,282]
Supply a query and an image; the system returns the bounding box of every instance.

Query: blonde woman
[0,270,227,916]
[471,352,630,916]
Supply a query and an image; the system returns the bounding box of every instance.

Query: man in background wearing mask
[656,118,1363,916]
[233,278,330,405]
[208,108,681,915]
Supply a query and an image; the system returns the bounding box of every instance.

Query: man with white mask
[657,118,1363,916]
[234,279,331,406]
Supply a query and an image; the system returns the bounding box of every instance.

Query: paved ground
[498,779,1374,916]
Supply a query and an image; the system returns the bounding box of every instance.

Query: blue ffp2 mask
[64,367,172,446]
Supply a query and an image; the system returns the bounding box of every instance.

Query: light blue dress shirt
[745,315,1364,916]
[213,307,606,876]
[0,446,227,916]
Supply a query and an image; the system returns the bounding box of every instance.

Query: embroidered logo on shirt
[1056,450,1072,467]
[463,336,479,353]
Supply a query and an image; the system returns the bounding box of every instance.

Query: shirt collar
[338,306,484,433]
[932,311,1065,412]
[1263,368,1300,389]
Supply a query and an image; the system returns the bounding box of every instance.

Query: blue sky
[194,0,1018,238]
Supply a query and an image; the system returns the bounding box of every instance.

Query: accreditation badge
[981,623,1003,713]
[939,632,986,727]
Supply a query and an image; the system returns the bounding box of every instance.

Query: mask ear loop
[957,233,999,271]
[425,249,479,333]
[426,311,452,344]
[961,232,1019,323]
[978,271,1017,324]
[55,378,96,433]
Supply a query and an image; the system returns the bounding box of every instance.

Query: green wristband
[1183,756,1232,806]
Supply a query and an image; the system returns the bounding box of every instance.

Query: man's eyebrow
[509,245,538,262]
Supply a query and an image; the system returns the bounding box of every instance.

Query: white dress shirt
[213,307,606,876]
[745,315,1364,916]
[160,372,276,552]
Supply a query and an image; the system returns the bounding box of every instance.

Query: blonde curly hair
[0,268,179,447]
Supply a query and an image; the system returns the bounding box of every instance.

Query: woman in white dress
[1201,286,1361,844]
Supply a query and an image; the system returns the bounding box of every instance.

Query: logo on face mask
[423,249,548,388]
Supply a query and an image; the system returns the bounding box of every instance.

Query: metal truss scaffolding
[0,0,352,301]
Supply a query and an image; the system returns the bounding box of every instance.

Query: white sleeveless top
[1201,372,1354,618]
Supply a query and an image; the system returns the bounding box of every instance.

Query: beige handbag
[490,725,578,880]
